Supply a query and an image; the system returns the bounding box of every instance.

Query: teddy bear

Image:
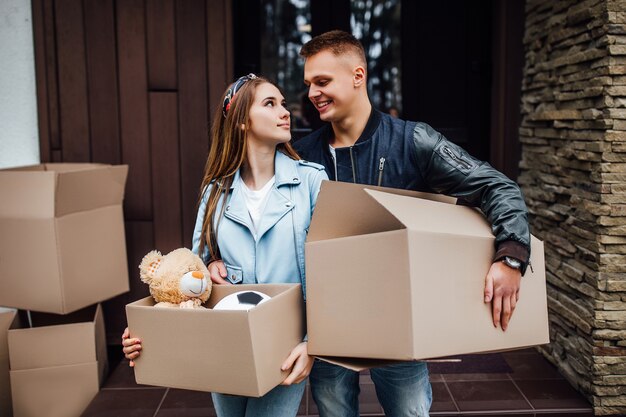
[139,248,212,309]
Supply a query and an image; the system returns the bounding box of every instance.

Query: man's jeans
[309,359,432,417]
[211,380,305,417]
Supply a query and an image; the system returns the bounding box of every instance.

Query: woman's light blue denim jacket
[191,151,328,298]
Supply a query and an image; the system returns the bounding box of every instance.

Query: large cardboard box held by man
[126,284,305,397]
[306,181,549,362]
[0,163,129,314]
[8,304,108,417]
[0,308,19,417]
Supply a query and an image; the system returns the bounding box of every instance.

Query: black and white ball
[213,290,271,311]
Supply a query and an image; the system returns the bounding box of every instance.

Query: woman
[122,74,328,417]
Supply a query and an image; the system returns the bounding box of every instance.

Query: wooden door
[31,0,233,343]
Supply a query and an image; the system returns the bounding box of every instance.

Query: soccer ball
[213,290,271,311]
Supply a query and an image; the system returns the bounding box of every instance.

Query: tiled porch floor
[82,348,593,416]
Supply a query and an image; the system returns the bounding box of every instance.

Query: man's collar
[322,108,382,148]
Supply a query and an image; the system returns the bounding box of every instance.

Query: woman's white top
[241,176,275,240]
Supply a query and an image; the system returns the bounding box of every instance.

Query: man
[293,30,530,417]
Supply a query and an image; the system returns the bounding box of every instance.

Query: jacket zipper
[442,146,473,170]
[349,147,357,183]
[329,146,338,181]
[377,157,385,186]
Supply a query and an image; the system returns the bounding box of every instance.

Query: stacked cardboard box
[0,163,130,314]
[8,305,108,417]
[0,163,129,416]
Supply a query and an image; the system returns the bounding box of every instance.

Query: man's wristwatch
[502,256,522,270]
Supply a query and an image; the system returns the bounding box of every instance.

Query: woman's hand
[280,342,314,385]
[208,260,230,285]
[121,327,142,367]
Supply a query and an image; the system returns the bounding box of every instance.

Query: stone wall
[518,0,626,415]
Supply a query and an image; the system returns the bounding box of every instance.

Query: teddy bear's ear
[139,250,162,284]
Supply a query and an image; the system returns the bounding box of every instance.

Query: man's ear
[353,66,366,87]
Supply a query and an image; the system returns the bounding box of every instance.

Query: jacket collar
[223,151,297,240]
[318,108,382,148]
[226,150,301,190]
[274,151,302,186]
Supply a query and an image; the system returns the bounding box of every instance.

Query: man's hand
[484,261,521,331]
[280,342,314,385]
[208,260,229,285]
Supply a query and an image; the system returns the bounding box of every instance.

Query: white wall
[0,0,40,169]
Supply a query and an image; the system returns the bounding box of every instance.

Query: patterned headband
[222,73,258,117]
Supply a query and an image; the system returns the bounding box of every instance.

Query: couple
[123,30,530,417]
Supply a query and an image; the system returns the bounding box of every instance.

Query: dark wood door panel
[117,0,153,221]
[85,0,121,165]
[55,0,91,162]
[149,92,184,253]
[32,0,233,343]
[207,0,233,120]
[177,0,210,247]
[146,0,177,90]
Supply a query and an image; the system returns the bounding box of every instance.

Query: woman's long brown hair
[197,76,300,262]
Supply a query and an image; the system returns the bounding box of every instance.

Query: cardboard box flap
[308,181,458,242]
[3,164,46,172]
[9,323,97,370]
[55,165,128,216]
[315,356,405,372]
[0,308,18,327]
[43,163,106,173]
[8,304,101,370]
[0,164,128,218]
[308,181,406,242]
[364,189,494,238]
[0,170,57,218]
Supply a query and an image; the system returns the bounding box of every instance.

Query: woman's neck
[241,143,276,191]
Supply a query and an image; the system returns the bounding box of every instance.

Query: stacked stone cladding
[519,0,626,414]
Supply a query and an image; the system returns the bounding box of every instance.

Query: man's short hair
[300,30,367,67]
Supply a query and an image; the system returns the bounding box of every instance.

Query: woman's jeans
[309,359,432,417]
[211,380,305,417]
